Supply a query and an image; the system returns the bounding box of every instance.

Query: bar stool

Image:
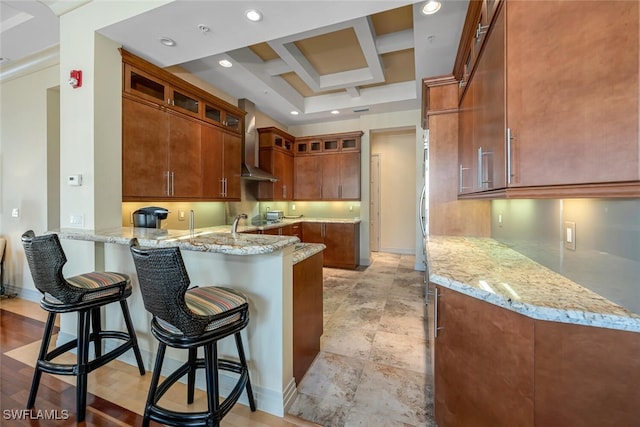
[129,238,256,427]
[21,230,145,422]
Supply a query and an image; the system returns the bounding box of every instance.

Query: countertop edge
[429,273,640,333]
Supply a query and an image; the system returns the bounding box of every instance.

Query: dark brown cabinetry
[201,124,241,200]
[454,0,640,198]
[121,49,245,201]
[429,283,534,427]
[294,131,362,201]
[302,222,359,269]
[293,251,323,383]
[428,283,640,426]
[257,128,295,201]
[123,97,202,200]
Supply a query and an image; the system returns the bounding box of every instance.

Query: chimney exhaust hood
[238,98,278,182]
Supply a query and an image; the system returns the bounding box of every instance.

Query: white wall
[0,62,60,296]
[371,129,417,254]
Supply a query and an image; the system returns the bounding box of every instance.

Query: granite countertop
[426,235,640,333]
[292,243,326,265]
[57,227,299,256]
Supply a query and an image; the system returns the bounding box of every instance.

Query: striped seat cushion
[156,286,247,335]
[64,272,131,301]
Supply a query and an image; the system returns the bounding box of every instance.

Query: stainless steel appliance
[133,206,169,228]
[265,210,284,223]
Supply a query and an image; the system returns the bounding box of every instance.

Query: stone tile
[324,303,384,331]
[369,330,429,373]
[378,296,427,339]
[289,393,353,427]
[351,362,431,426]
[296,352,365,402]
[321,325,376,360]
[290,253,434,427]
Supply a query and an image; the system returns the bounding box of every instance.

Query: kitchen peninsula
[55,226,324,417]
[426,236,640,427]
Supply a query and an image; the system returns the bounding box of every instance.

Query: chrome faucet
[231,213,248,235]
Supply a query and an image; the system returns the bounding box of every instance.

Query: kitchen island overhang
[53,227,307,417]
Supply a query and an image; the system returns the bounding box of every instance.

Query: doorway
[370,153,381,252]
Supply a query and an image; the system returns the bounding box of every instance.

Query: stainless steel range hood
[238,99,278,182]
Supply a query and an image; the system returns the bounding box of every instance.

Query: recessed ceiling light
[421,0,441,15]
[331,110,340,115]
[245,9,262,22]
[219,59,233,68]
[198,24,210,33]
[159,37,176,47]
[290,111,299,116]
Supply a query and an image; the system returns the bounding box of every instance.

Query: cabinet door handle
[434,287,441,338]
[166,171,171,196]
[283,184,287,199]
[220,178,224,197]
[171,172,175,195]
[224,178,228,197]
[459,164,470,193]
[507,128,514,185]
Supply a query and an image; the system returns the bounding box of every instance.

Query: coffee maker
[132,207,169,228]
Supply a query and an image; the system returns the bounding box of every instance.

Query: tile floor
[289,252,435,427]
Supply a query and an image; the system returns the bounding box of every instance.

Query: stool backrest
[21,230,84,303]
[129,238,209,335]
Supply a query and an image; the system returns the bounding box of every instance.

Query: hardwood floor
[0,299,318,427]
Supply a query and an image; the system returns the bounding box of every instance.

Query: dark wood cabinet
[121,49,245,201]
[257,128,295,201]
[293,251,323,383]
[301,222,359,269]
[455,0,640,198]
[429,283,640,427]
[122,97,202,200]
[430,283,534,427]
[294,156,322,200]
[201,124,241,200]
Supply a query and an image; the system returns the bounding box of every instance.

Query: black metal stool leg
[76,310,91,422]
[144,343,167,427]
[204,342,220,427]
[119,300,145,375]
[90,307,102,357]
[187,348,197,404]
[235,332,256,411]
[27,312,57,409]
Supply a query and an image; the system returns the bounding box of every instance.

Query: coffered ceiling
[0,0,468,125]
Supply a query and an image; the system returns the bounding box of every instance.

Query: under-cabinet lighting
[219,59,233,68]
[421,0,441,15]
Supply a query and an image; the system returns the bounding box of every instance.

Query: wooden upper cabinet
[257,127,295,201]
[121,49,245,201]
[505,0,639,189]
[201,125,241,200]
[123,98,169,199]
[454,0,640,198]
[122,97,202,200]
[294,156,322,200]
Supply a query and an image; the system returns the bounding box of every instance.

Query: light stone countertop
[292,243,326,265]
[426,235,640,333]
[57,227,299,256]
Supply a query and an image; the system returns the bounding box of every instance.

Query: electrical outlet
[11,208,20,218]
[564,221,576,250]
[178,210,186,221]
[498,213,503,227]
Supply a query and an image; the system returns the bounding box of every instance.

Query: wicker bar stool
[129,238,256,427]
[21,230,145,422]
